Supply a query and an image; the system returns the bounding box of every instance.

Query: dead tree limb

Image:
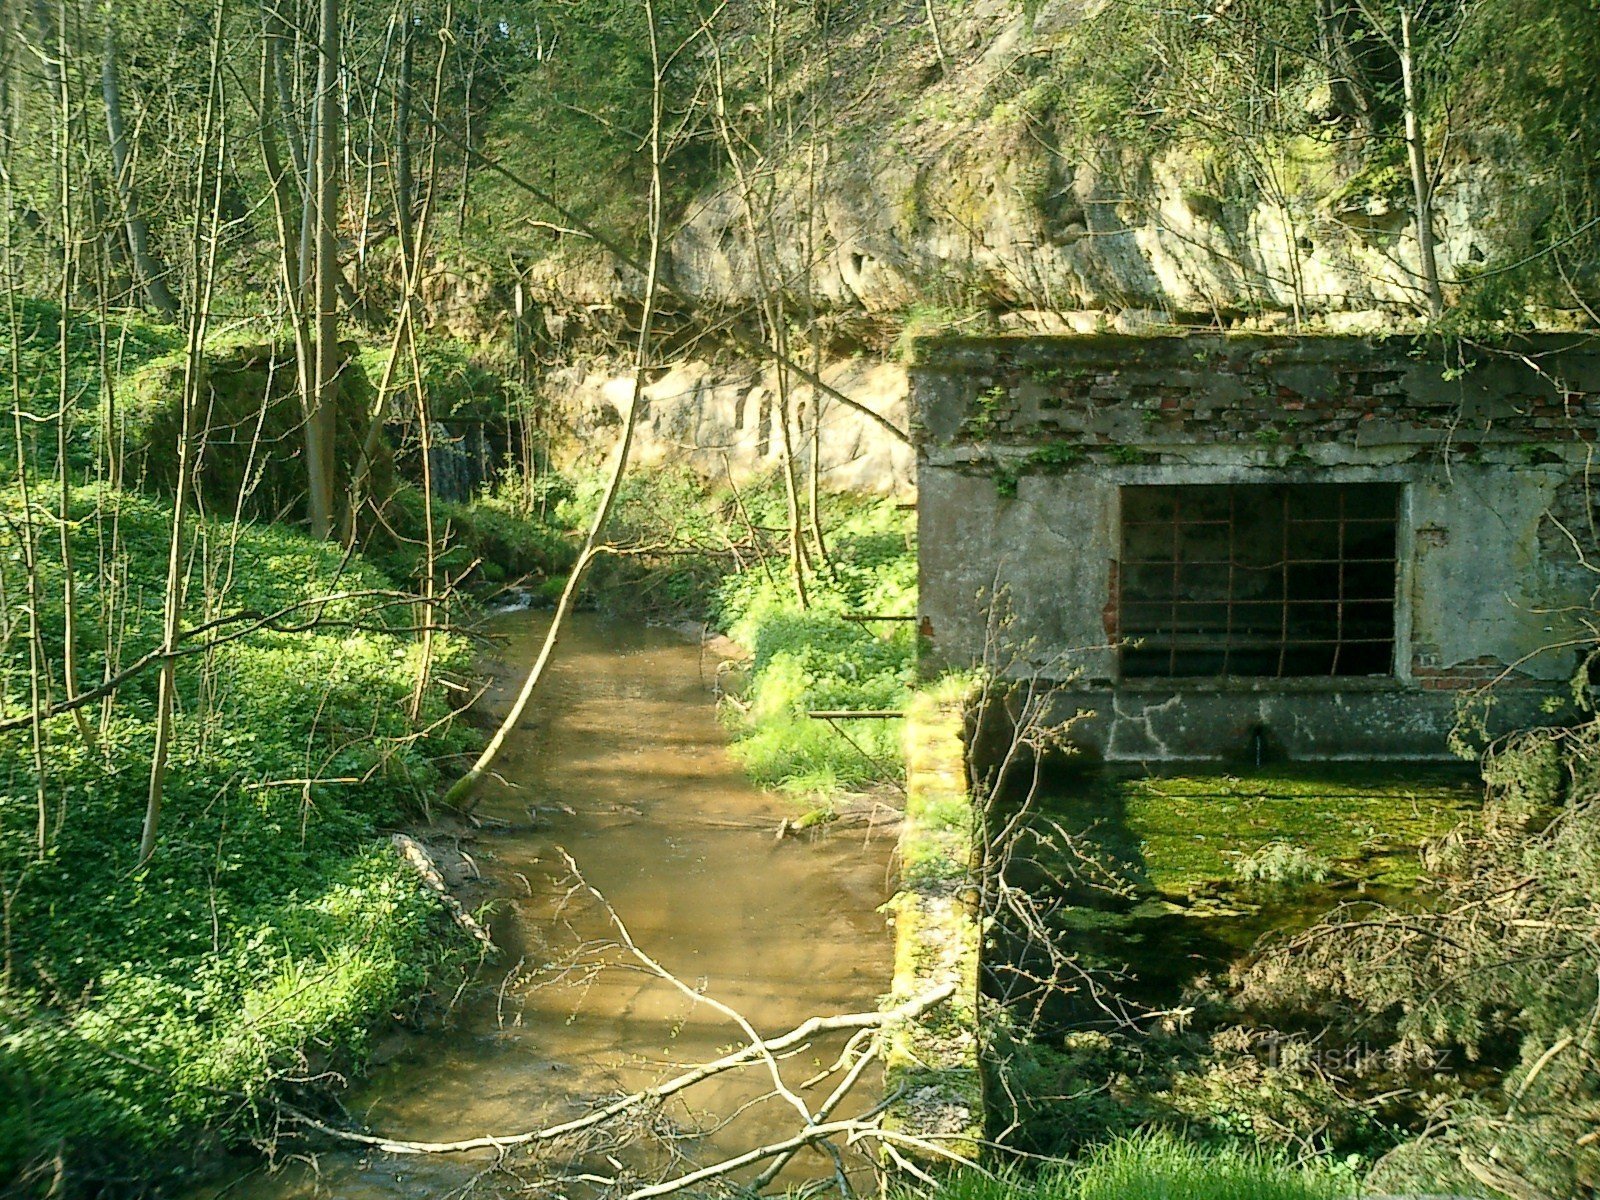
[288,982,955,1155]
[560,848,811,1125]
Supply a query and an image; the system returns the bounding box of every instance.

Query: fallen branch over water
[290,980,956,1156]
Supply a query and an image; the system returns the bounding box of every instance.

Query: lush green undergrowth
[930,1135,1355,1200]
[370,482,578,591]
[0,487,478,1189]
[714,498,916,800]
[0,299,182,473]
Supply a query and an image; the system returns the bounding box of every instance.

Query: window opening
[1118,484,1398,678]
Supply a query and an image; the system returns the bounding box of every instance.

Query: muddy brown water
[200,612,898,1199]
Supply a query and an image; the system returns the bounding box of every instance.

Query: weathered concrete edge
[882,686,984,1163]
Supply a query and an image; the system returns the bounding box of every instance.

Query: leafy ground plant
[715,496,917,799]
[922,1133,1355,1200]
[0,487,479,1189]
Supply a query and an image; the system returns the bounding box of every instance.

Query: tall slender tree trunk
[393,9,415,259]
[708,7,810,608]
[259,1,318,554]
[101,15,177,321]
[342,4,447,545]
[402,3,451,718]
[1399,6,1444,321]
[142,0,225,864]
[4,189,50,856]
[803,11,833,573]
[305,0,340,539]
[54,0,94,750]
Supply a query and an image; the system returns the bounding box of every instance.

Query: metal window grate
[1118,484,1399,679]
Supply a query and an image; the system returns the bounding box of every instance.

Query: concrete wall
[913,334,1600,762]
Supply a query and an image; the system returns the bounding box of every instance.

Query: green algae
[1037,764,1480,897]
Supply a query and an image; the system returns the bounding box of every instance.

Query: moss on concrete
[883,686,984,1161]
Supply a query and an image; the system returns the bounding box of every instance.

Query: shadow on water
[187,614,897,1200]
[972,747,1482,1156]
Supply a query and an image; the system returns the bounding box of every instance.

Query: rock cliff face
[451,1,1582,493]
[547,356,915,496]
[663,0,1532,324]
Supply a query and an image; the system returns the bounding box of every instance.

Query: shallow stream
[201,612,897,1199]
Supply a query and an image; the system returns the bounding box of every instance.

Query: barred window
[1118,484,1399,679]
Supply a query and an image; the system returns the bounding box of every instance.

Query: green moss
[884,686,984,1160]
[356,333,525,424]
[119,339,387,525]
[1041,765,1480,895]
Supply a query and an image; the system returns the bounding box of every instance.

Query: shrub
[1233,842,1334,891]
[364,484,576,589]
[1232,724,1600,1198]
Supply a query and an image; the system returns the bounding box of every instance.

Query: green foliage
[119,339,385,525]
[996,442,1086,499]
[1157,1026,1381,1150]
[892,304,994,363]
[571,465,748,617]
[0,299,182,474]
[367,483,577,588]
[716,498,917,798]
[923,1134,1354,1200]
[467,0,718,252]
[983,1026,1147,1156]
[1227,724,1600,1197]
[1445,0,1600,321]
[439,491,577,584]
[0,487,476,1186]
[1233,842,1333,891]
[357,333,528,423]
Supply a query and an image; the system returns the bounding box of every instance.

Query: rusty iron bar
[806,710,906,720]
[1119,483,1400,680]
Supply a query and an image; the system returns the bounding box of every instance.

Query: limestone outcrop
[545,356,914,496]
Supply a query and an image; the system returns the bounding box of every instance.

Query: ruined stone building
[913,334,1600,761]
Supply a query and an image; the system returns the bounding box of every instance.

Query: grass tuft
[926,1134,1356,1200]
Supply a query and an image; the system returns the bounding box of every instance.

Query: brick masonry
[915,334,1600,461]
